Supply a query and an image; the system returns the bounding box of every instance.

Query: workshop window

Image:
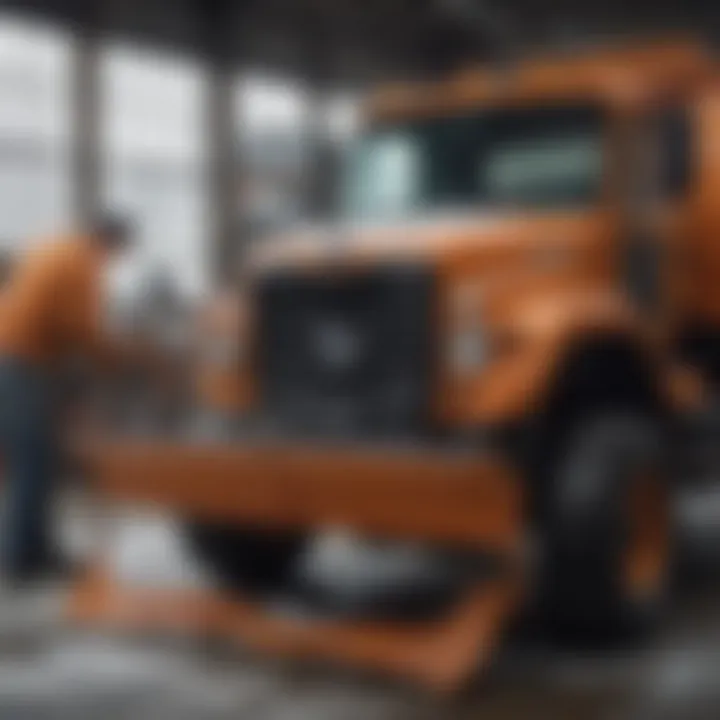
[102,44,207,302]
[0,15,72,247]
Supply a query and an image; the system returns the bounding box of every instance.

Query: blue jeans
[0,358,55,576]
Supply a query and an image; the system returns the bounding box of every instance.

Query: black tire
[184,522,307,597]
[540,412,673,644]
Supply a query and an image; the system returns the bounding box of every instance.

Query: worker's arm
[63,253,142,370]
[60,247,173,380]
[76,291,165,372]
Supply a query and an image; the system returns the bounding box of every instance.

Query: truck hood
[247,212,611,279]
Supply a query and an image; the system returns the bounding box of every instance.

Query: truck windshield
[342,104,605,220]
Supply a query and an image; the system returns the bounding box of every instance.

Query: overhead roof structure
[0,0,714,88]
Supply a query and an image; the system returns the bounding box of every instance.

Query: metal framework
[0,0,712,274]
[0,0,711,85]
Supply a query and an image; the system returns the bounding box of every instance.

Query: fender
[442,289,692,425]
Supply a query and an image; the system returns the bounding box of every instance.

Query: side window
[656,106,692,199]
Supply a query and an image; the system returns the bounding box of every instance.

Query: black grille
[256,266,435,438]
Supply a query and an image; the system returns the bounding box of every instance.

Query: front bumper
[79,440,523,553]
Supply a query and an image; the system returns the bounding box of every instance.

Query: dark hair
[92,214,132,248]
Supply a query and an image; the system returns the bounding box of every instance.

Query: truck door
[621,104,694,337]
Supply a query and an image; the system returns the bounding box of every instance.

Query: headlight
[448,326,487,374]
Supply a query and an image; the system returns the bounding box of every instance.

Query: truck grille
[256,266,435,438]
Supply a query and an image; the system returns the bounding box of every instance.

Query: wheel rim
[622,469,671,600]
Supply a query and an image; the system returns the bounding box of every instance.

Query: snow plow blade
[79,440,523,551]
[71,439,524,691]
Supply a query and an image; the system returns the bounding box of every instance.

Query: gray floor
[0,489,719,719]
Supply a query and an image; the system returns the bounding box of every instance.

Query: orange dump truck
[75,40,720,690]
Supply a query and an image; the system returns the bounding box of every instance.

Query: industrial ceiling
[0,0,714,88]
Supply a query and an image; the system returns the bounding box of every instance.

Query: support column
[304,88,333,218]
[207,63,239,284]
[302,13,336,220]
[72,30,101,229]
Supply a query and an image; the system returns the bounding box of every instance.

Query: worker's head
[90,213,133,255]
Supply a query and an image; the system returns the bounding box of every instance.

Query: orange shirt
[0,235,109,366]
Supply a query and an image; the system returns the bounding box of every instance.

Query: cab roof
[366,40,713,123]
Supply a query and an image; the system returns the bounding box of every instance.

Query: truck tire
[184,522,307,597]
[540,413,672,644]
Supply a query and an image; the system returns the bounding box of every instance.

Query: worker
[0,216,132,583]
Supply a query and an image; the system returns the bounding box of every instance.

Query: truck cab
[234,42,716,435]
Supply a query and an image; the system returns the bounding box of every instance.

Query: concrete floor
[0,489,719,719]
